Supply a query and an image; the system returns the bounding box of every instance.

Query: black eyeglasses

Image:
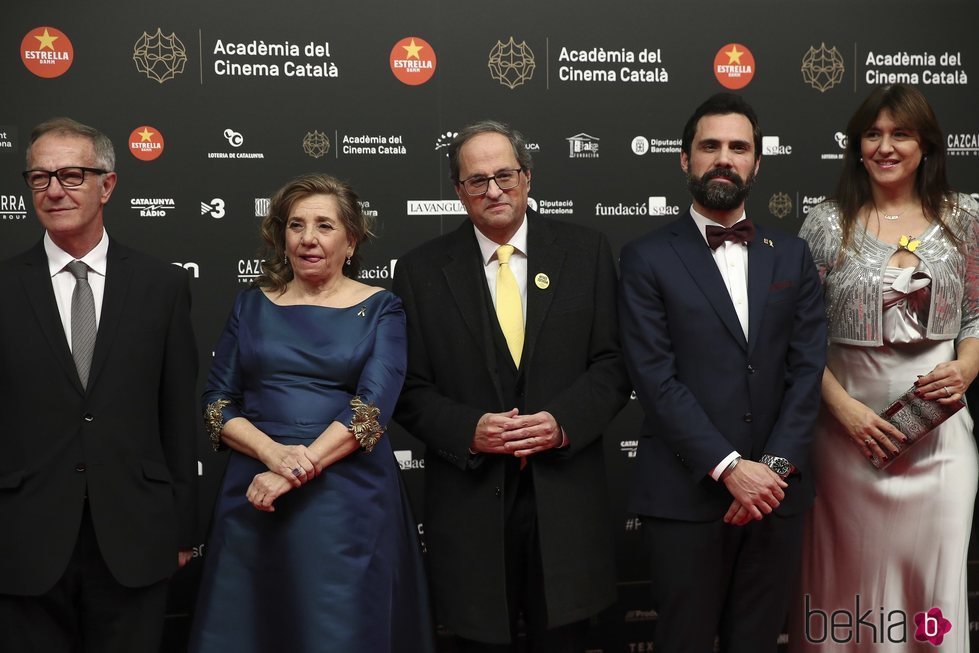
[22,167,108,190]
[459,168,524,196]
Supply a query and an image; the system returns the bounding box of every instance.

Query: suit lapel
[19,242,84,393]
[87,240,132,391]
[746,228,776,355]
[441,224,505,405]
[523,217,564,366]
[669,215,747,349]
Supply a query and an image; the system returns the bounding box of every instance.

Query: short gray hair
[447,120,533,183]
[26,117,116,171]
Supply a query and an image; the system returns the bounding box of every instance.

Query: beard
[687,166,755,211]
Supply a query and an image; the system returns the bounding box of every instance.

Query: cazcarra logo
[237,258,264,284]
[358,259,398,281]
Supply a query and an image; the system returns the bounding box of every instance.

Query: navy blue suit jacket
[619,212,826,521]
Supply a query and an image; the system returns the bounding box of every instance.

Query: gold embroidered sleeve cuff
[349,396,384,453]
[204,399,233,452]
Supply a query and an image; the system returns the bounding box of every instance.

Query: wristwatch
[759,454,795,478]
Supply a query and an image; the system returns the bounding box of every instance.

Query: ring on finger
[864,437,873,446]
[944,386,952,397]
[291,467,302,478]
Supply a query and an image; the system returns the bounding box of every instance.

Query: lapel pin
[763,238,774,248]
[534,273,550,289]
[357,306,367,317]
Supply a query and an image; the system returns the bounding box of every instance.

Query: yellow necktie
[495,244,524,367]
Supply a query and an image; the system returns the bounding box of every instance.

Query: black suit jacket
[0,238,198,595]
[619,213,826,520]
[394,215,630,643]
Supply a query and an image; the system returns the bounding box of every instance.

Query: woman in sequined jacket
[790,84,979,653]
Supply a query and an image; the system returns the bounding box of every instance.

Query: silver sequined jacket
[799,193,979,346]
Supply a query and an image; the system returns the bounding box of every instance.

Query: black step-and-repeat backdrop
[5,2,979,650]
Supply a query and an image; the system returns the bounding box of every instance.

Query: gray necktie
[66,260,97,388]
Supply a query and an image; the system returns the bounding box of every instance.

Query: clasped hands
[246,443,318,512]
[471,409,563,457]
[722,460,788,527]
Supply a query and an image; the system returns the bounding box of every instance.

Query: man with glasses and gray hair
[0,117,198,652]
[394,120,630,651]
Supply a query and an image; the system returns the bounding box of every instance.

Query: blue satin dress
[189,288,434,653]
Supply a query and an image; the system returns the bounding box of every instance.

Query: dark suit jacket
[619,212,826,521]
[0,238,198,595]
[394,215,630,643]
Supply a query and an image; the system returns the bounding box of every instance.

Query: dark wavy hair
[256,173,374,293]
[835,84,959,252]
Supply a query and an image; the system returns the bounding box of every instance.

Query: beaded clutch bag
[872,385,965,470]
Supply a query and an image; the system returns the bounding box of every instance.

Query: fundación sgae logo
[803,596,952,646]
[22,26,74,78]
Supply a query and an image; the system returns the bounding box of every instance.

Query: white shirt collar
[44,229,109,278]
[473,215,529,265]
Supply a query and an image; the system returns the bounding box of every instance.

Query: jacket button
[83,414,94,422]
[494,487,502,497]
[743,412,753,423]
[75,463,86,472]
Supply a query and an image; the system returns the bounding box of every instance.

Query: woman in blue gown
[189,173,434,652]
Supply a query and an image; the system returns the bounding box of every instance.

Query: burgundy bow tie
[705,220,756,250]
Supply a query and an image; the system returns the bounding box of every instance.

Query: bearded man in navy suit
[619,94,826,653]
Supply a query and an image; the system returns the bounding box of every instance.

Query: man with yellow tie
[394,120,630,652]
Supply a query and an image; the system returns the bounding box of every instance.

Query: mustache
[702,168,745,185]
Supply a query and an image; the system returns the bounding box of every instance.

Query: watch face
[766,457,790,476]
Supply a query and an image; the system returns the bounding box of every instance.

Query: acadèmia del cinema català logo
[488,37,535,89]
[21,26,74,78]
[801,42,845,92]
[133,28,188,83]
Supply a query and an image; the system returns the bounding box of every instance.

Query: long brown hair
[256,174,374,293]
[835,84,959,252]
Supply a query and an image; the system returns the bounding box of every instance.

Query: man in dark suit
[0,118,198,652]
[394,120,630,652]
[618,94,826,652]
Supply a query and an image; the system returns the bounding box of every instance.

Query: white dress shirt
[45,229,109,350]
[688,207,750,481]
